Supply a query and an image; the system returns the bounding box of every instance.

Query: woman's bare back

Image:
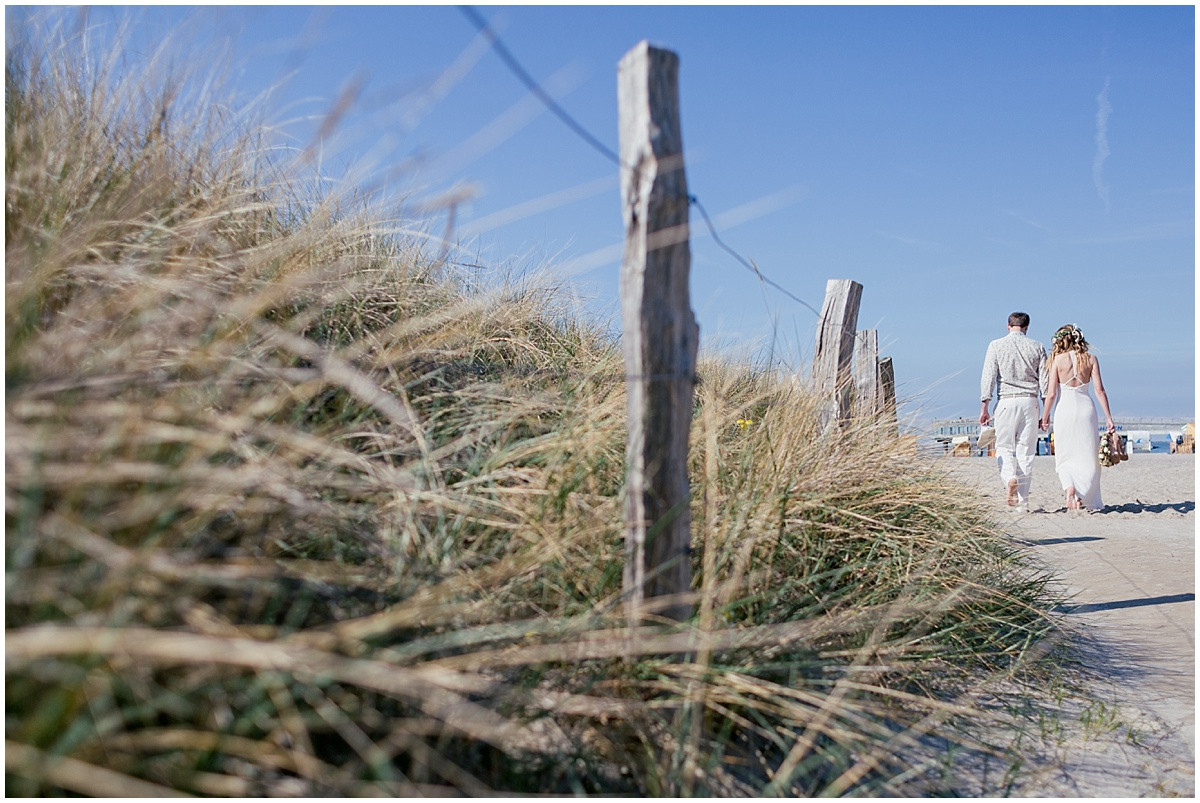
[1053,351,1093,387]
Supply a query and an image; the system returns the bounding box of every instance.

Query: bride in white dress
[1039,325,1116,511]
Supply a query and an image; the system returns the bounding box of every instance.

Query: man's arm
[1037,344,1049,399]
[979,343,998,425]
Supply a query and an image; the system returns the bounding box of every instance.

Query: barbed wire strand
[688,196,820,317]
[458,5,623,167]
[457,4,820,318]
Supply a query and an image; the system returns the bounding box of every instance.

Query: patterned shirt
[980,331,1048,403]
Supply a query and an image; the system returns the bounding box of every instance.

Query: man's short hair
[1008,312,1030,328]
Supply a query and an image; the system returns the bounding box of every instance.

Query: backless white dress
[1052,352,1102,510]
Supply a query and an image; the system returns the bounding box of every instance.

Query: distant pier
[926,416,1194,456]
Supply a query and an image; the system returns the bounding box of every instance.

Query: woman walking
[1039,324,1116,511]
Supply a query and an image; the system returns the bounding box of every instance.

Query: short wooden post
[812,279,863,429]
[618,41,696,626]
[879,356,897,431]
[853,329,880,420]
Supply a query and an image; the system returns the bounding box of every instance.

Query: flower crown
[1052,324,1081,343]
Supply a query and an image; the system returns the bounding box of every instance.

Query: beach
[945,453,1195,796]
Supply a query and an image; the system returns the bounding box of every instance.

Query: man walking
[980,312,1047,510]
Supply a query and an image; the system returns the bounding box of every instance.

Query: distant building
[926,418,990,456]
[931,418,980,440]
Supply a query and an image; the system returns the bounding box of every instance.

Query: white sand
[944,453,1195,796]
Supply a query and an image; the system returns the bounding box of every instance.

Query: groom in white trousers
[980,312,1048,510]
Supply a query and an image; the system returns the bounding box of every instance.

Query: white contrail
[1093,76,1112,211]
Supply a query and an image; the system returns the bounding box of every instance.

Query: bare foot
[1065,487,1080,511]
[1007,479,1019,507]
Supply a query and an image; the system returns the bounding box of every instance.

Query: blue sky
[14,5,1195,423]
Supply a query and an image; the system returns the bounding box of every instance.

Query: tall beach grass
[7,13,1066,796]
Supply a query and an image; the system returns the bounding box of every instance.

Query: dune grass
[7,13,1067,796]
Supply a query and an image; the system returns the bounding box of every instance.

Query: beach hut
[1125,430,1152,452]
[1182,423,1195,453]
[951,435,971,457]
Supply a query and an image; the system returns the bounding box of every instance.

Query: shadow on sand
[1019,535,1104,546]
[1055,593,1195,615]
[1103,500,1195,515]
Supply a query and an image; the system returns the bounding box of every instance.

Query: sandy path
[945,453,1195,796]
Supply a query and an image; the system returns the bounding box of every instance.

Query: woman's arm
[1091,355,1116,431]
[1040,356,1059,430]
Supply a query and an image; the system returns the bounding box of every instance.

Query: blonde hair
[1050,324,1090,359]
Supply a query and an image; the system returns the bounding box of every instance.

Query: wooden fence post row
[618,41,696,627]
[615,43,902,631]
[814,281,898,429]
[854,328,898,428]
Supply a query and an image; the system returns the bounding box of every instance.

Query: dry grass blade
[423,603,932,670]
[6,625,570,756]
[92,729,331,783]
[5,741,189,798]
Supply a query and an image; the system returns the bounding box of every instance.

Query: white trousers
[994,396,1039,503]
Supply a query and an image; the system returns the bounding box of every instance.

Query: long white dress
[1052,352,1103,510]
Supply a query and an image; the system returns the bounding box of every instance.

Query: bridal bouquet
[1098,431,1127,467]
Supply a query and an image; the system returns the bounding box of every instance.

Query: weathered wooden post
[853,328,880,420]
[879,356,897,432]
[812,279,863,429]
[618,41,696,626]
